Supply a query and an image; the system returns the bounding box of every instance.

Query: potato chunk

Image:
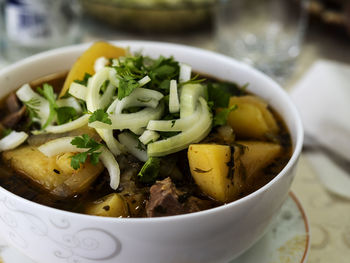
[227,96,279,139]
[188,144,243,202]
[237,141,282,179]
[188,142,282,202]
[85,193,129,218]
[59,42,126,97]
[2,146,103,197]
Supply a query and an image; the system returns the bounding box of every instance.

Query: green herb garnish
[74,73,92,86]
[117,75,140,100]
[23,98,40,128]
[70,134,102,170]
[56,107,77,125]
[37,84,57,129]
[213,104,238,127]
[89,109,112,125]
[138,157,161,183]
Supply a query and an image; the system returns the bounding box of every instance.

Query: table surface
[1,15,350,263]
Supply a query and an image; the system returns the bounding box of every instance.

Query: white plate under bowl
[0,192,310,263]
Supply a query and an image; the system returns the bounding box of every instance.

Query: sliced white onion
[56,97,82,113]
[139,130,160,145]
[44,114,89,134]
[38,137,120,189]
[147,103,201,132]
[89,103,164,130]
[38,137,83,157]
[118,132,148,162]
[86,67,112,112]
[16,83,50,125]
[138,75,151,87]
[130,127,145,135]
[94,56,109,72]
[148,97,212,157]
[169,79,180,113]
[99,82,117,110]
[69,82,87,101]
[0,131,28,151]
[180,83,206,118]
[97,129,125,156]
[179,63,192,83]
[99,146,120,190]
[109,69,119,87]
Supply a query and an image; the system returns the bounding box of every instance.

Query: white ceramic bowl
[0,41,303,263]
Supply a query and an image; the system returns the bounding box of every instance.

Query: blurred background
[0,0,350,85]
[1,1,350,263]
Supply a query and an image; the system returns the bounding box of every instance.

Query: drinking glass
[2,0,82,62]
[215,0,308,83]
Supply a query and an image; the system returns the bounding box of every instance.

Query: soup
[0,42,291,218]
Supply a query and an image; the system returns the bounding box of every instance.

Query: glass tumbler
[3,0,82,62]
[215,0,308,83]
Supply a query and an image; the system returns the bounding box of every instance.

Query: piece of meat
[184,196,214,213]
[146,177,185,217]
[1,105,26,128]
[6,92,21,113]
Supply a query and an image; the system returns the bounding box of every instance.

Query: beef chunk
[146,177,185,217]
[6,92,21,113]
[1,92,26,129]
[1,106,26,128]
[184,196,214,213]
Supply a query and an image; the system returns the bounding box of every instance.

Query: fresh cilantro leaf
[71,134,101,150]
[138,157,161,184]
[159,79,170,91]
[74,73,92,86]
[90,152,102,165]
[70,152,88,170]
[117,75,139,100]
[70,134,102,170]
[37,84,57,108]
[37,84,57,129]
[56,107,77,125]
[207,82,231,108]
[213,104,238,127]
[152,64,176,78]
[207,81,245,110]
[89,109,112,125]
[23,98,40,128]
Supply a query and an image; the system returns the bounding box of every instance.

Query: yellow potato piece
[59,41,126,97]
[237,141,282,179]
[228,95,279,139]
[188,142,283,202]
[85,193,129,218]
[188,144,241,202]
[2,146,103,197]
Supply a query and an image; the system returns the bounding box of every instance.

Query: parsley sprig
[138,157,161,184]
[34,84,79,129]
[70,134,103,170]
[88,109,112,125]
[23,98,40,128]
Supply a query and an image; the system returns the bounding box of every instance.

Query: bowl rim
[0,40,304,223]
